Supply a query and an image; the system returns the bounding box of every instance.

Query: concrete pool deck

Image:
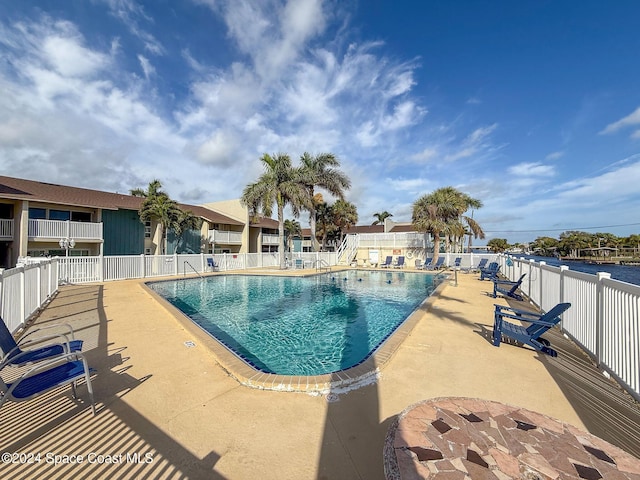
[1,267,639,479]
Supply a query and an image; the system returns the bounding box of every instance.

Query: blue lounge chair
[479,262,500,280]
[393,256,405,269]
[492,274,527,301]
[380,256,393,268]
[206,257,218,271]
[1,318,83,368]
[453,257,462,268]
[0,351,96,415]
[425,257,445,270]
[420,258,433,270]
[492,302,571,357]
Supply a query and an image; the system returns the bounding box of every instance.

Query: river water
[515,255,640,286]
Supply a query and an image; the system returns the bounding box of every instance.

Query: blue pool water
[149,270,443,376]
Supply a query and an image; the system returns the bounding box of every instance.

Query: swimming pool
[149,270,443,376]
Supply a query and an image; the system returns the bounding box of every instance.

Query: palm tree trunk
[309,210,319,252]
[433,233,441,262]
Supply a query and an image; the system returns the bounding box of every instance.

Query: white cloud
[137,55,155,80]
[507,162,555,177]
[600,106,640,136]
[545,151,564,160]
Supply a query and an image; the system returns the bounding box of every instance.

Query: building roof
[344,224,385,234]
[0,175,242,225]
[250,216,279,229]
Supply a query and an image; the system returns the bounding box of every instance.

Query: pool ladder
[315,259,331,273]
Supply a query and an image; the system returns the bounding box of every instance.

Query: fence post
[595,271,611,367]
[174,253,178,275]
[201,253,205,273]
[99,255,105,282]
[19,266,25,325]
[36,264,42,307]
[538,261,546,309]
[141,254,146,279]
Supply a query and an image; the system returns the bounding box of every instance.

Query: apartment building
[0,176,281,268]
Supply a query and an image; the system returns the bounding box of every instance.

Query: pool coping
[143,267,451,394]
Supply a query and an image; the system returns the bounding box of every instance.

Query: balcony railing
[262,234,280,245]
[209,229,243,244]
[28,219,103,241]
[0,218,14,239]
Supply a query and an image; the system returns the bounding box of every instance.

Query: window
[28,208,46,219]
[71,211,91,222]
[144,221,152,238]
[49,209,71,221]
[145,248,152,255]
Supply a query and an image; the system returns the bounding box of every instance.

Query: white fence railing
[500,256,640,401]
[0,258,59,334]
[0,218,13,238]
[28,219,103,240]
[262,234,280,245]
[357,232,429,248]
[56,252,338,283]
[208,229,243,244]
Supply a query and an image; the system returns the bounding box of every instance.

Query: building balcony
[0,218,14,239]
[209,229,243,245]
[28,219,103,242]
[262,234,280,245]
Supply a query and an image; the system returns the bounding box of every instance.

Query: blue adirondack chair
[474,258,489,272]
[492,302,571,357]
[479,262,500,280]
[1,318,83,367]
[492,274,527,301]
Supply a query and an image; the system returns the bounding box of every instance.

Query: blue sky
[1,0,640,244]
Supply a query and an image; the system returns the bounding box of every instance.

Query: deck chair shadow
[0,351,96,415]
[380,256,393,268]
[425,257,445,270]
[393,256,405,269]
[1,318,83,368]
[492,302,571,357]
[479,262,500,280]
[492,274,527,301]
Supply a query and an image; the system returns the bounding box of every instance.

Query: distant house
[0,176,282,268]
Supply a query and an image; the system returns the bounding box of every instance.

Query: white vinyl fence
[0,258,59,334]
[55,252,338,284]
[499,256,640,401]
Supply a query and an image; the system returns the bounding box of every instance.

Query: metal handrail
[315,259,331,272]
[183,261,203,278]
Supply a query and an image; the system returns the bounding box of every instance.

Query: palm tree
[130,179,164,199]
[138,191,181,255]
[299,152,351,252]
[372,211,393,225]
[132,180,182,254]
[241,153,309,269]
[333,199,358,245]
[284,219,301,253]
[315,202,335,251]
[173,210,203,253]
[412,186,484,261]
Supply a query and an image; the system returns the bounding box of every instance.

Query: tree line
[487,231,640,256]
